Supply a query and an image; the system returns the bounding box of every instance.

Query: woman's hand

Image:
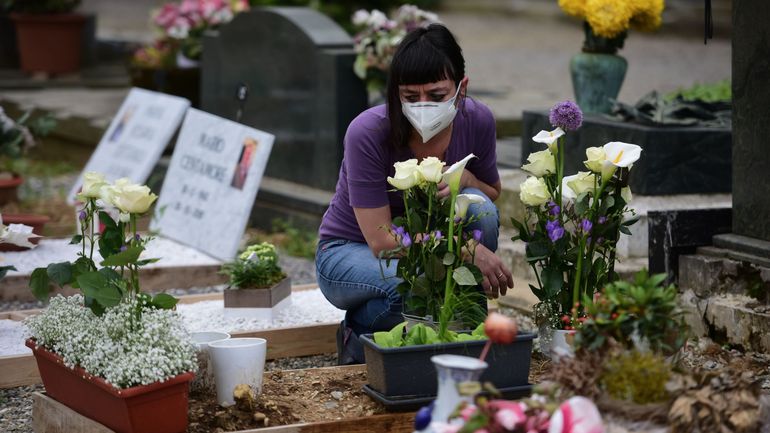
[470,244,513,299]
[437,169,475,199]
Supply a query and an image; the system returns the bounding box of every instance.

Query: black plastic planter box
[360,332,536,398]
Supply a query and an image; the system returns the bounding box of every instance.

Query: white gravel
[0,320,31,356]
[0,288,342,356]
[2,237,221,276]
[178,289,344,333]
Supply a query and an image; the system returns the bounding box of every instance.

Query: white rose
[519,176,551,207]
[584,147,606,173]
[455,193,486,219]
[77,172,108,200]
[368,9,388,27]
[387,158,421,190]
[566,171,596,196]
[110,180,158,214]
[418,156,445,184]
[351,9,370,26]
[99,177,131,207]
[521,150,556,177]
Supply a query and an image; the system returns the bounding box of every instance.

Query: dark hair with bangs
[386,24,466,150]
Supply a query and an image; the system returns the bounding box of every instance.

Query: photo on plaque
[231,137,259,190]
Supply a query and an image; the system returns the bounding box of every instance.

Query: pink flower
[488,400,527,429]
[153,4,179,29]
[460,404,477,421]
[548,397,604,433]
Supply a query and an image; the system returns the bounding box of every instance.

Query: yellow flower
[585,0,634,38]
[558,0,586,18]
[630,0,664,31]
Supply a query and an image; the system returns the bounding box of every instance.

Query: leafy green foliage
[665,79,731,103]
[576,269,688,353]
[0,107,56,173]
[221,242,286,289]
[599,350,671,404]
[373,322,487,348]
[0,265,15,280]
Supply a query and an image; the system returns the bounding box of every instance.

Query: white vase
[176,51,200,69]
[209,337,267,407]
[551,329,576,359]
[430,354,488,424]
[190,331,231,394]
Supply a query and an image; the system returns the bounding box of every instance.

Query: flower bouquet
[511,101,641,344]
[24,172,196,433]
[351,5,439,97]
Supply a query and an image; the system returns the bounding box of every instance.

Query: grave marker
[67,88,190,203]
[150,108,274,261]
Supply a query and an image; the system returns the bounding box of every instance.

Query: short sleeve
[343,111,391,208]
[467,101,500,186]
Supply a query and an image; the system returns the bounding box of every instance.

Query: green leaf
[471,322,486,338]
[84,295,105,316]
[411,275,431,297]
[151,293,179,309]
[619,225,632,235]
[575,193,590,215]
[453,266,477,286]
[29,268,50,301]
[541,266,564,298]
[46,262,73,286]
[98,211,117,230]
[442,252,455,266]
[69,235,83,245]
[387,322,407,347]
[98,267,122,281]
[373,331,395,347]
[526,240,550,261]
[0,265,16,280]
[77,272,122,308]
[100,246,144,267]
[424,254,446,282]
[135,258,161,266]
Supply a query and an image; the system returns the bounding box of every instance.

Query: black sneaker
[336,320,365,365]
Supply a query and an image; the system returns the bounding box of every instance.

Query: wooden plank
[1,352,40,388]
[33,393,115,433]
[32,392,414,433]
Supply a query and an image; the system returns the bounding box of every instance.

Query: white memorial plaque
[67,88,190,204]
[150,108,274,261]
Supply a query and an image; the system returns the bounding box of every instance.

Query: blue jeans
[315,187,500,337]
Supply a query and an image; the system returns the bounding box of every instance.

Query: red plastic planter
[26,339,194,433]
[11,13,86,74]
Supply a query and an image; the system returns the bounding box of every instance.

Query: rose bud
[484,312,518,344]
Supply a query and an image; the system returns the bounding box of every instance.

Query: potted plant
[557,0,664,114]
[26,172,197,433]
[511,100,641,357]
[9,0,88,74]
[129,0,250,107]
[351,5,439,104]
[220,241,291,309]
[359,154,536,403]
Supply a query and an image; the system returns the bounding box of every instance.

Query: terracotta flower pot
[11,13,87,74]
[26,339,194,433]
[0,173,23,206]
[0,213,49,252]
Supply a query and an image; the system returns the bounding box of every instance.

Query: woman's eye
[405,96,419,102]
[431,95,446,102]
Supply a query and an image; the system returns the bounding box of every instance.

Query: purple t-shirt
[318,98,499,242]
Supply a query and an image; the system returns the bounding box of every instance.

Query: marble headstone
[150,108,274,261]
[201,7,367,191]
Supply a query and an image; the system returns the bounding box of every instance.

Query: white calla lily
[441,153,476,194]
[532,127,565,153]
[454,193,486,219]
[601,141,642,178]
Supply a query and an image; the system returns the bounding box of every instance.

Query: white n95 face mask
[401,83,462,143]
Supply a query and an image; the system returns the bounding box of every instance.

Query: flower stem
[572,235,585,321]
[88,200,96,266]
[130,214,139,297]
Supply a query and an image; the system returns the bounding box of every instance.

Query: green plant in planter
[575,269,688,353]
[0,106,56,177]
[221,242,286,289]
[6,0,80,14]
[599,349,671,404]
[29,172,177,315]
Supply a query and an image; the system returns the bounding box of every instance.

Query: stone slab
[521,111,732,196]
[713,233,770,263]
[647,208,732,284]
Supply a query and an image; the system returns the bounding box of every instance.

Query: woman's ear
[460,76,469,98]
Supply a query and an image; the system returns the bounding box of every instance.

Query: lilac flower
[433,230,443,241]
[78,211,87,221]
[472,229,483,243]
[392,224,406,237]
[549,100,583,131]
[547,201,561,217]
[120,245,128,252]
[580,218,593,233]
[546,220,565,242]
[401,232,412,248]
[598,216,607,225]
[135,234,141,241]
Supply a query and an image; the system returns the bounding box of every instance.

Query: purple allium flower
[78,211,87,220]
[548,201,561,217]
[549,100,583,131]
[581,218,593,233]
[598,216,607,225]
[472,229,483,243]
[401,232,412,248]
[433,230,443,241]
[546,220,565,242]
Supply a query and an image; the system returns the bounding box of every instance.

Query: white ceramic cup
[190,331,231,394]
[209,337,268,407]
